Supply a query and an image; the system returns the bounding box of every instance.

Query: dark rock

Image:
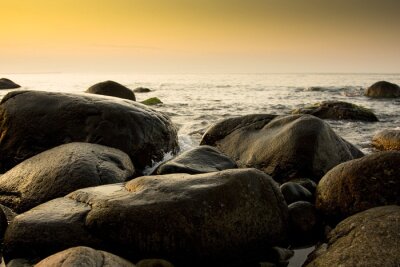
[154,145,237,175]
[0,142,134,213]
[3,169,289,266]
[292,101,378,122]
[86,80,136,101]
[134,87,151,93]
[288,201,320,246]
[136,259,174,267]
[36,246,135,267]
[372,129,400,151]
[365,81,400,98]
[316,151,400,223]
[280,182,313,205]
[201,114,363,183]
[0,90,178,173]
[141,97,163,105]
[0,78,20,89]
[0,205,7,239]
[305,206,400,267]
[290,178,317,195]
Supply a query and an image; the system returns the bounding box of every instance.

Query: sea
[1,72,399,266]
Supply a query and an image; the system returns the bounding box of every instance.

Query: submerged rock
[36,246,136,267]
[0,143,134,213]
[316,151,400,223]
[365,81,400,98]
[0,90,178,173]
[305,206,400,267]
[0,78,20,89]
[141,97,163,105]
[134,87,151,93]
[201,114,363,183]
[86,80,136,101]
[372,129,400,151]
[292,101,378,122]
[3,169,289,266]
[154,145,237,175]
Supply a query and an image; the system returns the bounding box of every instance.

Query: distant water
[1,73,400,155]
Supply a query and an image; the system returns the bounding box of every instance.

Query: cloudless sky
[1,0,399,73]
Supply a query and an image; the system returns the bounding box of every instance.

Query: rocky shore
[0,80,398,267]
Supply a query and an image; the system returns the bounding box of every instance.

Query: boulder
[134,87,151,93]
[141,97,163,106]
[3,169,289,266]
[0,205,7,239]
[154,145,237,175]
[36,246,136,267]
[292,101,378,122]
[288,201,320,246]
[305,206,400,267]
[372,129,400,151]
[0,142,134,213]
[365,81,400,98]
[290,178,317,195]
[0,78,20,89]
[86,80,136,101]
[201,114,363,183]
[280,182,313,205]
[0,90,178,173]
[316,151,400,223]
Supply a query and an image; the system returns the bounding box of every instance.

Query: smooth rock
[316,151,400,223]
[35,246,136,267]
[290,178,317,195]
[305,206,400,267]
[0,90,178,173]
[134,87,151,93]
[0,78,20,89]
[280,182,313,205]
[288,201,320,246]
[0,142,134,213]
[86,80,136,101]
[372,129,400,151]
[141,97,163,105]
[292,101,378,122]
[201,114,363,183]
[365,81,400,98]
[4,169,289,266]
[154,145,237,175]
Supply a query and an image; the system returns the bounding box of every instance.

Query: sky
[1,0,400,73]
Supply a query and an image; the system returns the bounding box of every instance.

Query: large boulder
[372,129,400,151]
[292,101,378,122]
[201,114,363,183]
[86,80,136,101]
[154,145,237,175]
[0,90,178,173]
[0,78,20,89]
[0,142,134,213]
[305,206,400,267]
[365,81,400,98]
[3,169,289,266]
[316,151,400,223]
[36,246,136,267]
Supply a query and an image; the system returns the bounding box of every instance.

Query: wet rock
[134,87,151,93]
[0,142,134,213]
[35,246,136,267]
[141,97,163,105]
[7,259,33,267]
[280,182,313,205]
[316,151,400,223]
[372,129,400,151]
[86,80,136,101]
[0,78,20,89]
[136,259,174,267]
[154,145,237,175]
[288,201,320,246]
[0,90,178,173]
[305,206,400,267]
[201,114,363,183]
[290,178,317,195]
[3,169,289,266]
[292,101,378,122]
[365,80,400,98]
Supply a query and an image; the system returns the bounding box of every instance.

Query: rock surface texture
[316,151,400,223]
[3,169,289,266]
[201,114,363,183]
[305,206,400,267]
[86,80,136,101]
[0,142,134,213]
[372,129,400,151]
[0,90,178,173]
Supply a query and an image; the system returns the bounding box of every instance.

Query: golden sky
[1,0,400,73]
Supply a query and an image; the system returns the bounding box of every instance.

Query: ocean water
[2,73,400,155]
